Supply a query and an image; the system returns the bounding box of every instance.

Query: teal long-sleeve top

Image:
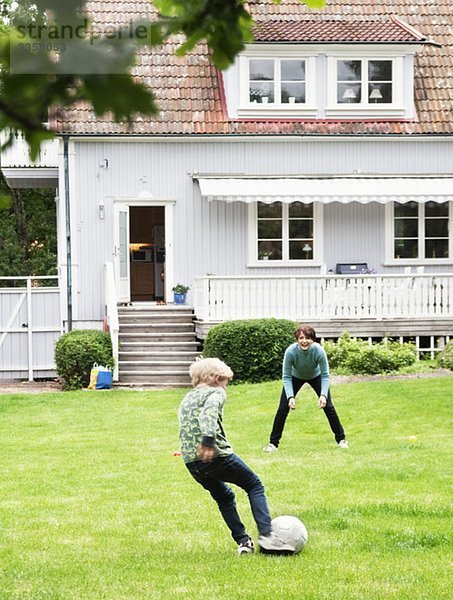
[283,342,330,398]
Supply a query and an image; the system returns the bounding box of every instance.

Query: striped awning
[196,177,453,204]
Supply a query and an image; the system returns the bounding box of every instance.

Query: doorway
[129,206,165,302]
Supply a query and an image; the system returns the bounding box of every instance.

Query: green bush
[54,329,114,390]
[438,341,453,371]
[324,331,416,375]
[202,318,297,383]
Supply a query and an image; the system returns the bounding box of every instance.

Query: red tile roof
[55,0,453,136]
[253,17,429,44]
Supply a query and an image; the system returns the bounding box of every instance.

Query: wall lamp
[98,198,105,219]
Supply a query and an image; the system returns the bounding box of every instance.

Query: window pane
[289,220,313,238]
[368,83,392,103]
[338,83,361,103]
[369,60,392,81]
[281,82,305,103]
[425,201,449,217]
[425,219,449,237]
[290,240,313,260]
[289,202,313,218]
[250,82,274,103]
[394,202,418,217]
[394,219,418,237]
[337,60,361,81]
[281,60,305,80]
[425,239,449,259]
[258,241,282,260]
[394,239,418,259]
[250,59,274,81]
[258,220,282,238]
[258,202,281,218]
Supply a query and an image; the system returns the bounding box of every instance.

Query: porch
[193,273,453,354]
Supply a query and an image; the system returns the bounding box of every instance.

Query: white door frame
[113,196,175,302]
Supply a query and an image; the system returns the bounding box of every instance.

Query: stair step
[119,361,192,372]
[114,382,190,389]
[119,371,191,383]
[120,324,195,334]
[119,353,199,362]
[119,314,194,324]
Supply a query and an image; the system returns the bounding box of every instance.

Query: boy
[263,324,348,452]
[179,357,293,555]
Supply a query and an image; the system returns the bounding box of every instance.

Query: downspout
[63,135,72,331]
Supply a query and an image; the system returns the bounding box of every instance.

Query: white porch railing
[104,262,119,381]
[0,276,62,380]
[194,274,453,322]
[0,129,59,168]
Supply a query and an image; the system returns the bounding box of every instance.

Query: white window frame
[247,201,324,267]
[384,201,453,265]
[238,45,317,118]
[326,46,409,118]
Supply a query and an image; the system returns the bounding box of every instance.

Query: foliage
[0,1,326,157]
[0,172,56,284]
[203,318,297,383]
[171,283,189,294]
[323,331,417,375]
[54,329,114,390]
[437,341,453,371]
[0,378,451,598]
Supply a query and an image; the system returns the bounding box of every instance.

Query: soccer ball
[271,515,308,553]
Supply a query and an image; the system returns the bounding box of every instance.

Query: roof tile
[55,0,453,136]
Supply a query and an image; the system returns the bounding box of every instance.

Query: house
[1,0,452,383]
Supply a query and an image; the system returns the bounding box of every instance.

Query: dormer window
[337,59,393,104]
[234,47,317,118]
[249,59,306,105]
[326,50,408,117]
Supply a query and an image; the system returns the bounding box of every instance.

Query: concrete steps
[116,305,200,388]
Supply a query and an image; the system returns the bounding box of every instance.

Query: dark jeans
[185,453,272,544]
[269,375,345,447]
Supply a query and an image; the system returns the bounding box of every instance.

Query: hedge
[54,329,114,390]
[202,318,297,383]
[438,341,453,371]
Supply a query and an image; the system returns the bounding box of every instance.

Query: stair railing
[104,262,119,381]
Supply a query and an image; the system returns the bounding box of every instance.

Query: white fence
[0,277,62,380]
[194,274,453,322]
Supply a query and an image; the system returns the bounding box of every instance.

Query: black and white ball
[271,515,308,553]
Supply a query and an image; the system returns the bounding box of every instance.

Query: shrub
[54,329,114,390]
[324,331,416,375]
[438,341,453,371]
[202,318,297,383]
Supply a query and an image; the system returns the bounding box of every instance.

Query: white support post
[26,278,33,381]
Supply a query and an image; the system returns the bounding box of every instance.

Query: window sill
[247,261,323,268]
[325,105,407,119]
[238,105,318,119]
[383,260,453,266]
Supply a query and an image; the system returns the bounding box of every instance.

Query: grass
[0,377,452,600]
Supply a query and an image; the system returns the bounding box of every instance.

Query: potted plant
[172,283,190,305]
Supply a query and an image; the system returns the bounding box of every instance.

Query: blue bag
[95,366,113,389]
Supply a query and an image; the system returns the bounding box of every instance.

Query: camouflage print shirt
[178,385,233,463]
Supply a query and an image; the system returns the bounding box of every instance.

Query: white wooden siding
[67,139,453,322]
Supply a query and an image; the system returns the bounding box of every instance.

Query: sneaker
[263,443,278,453]
[237,537,255,555]
[258,531,294,554]
[338,439,349,449]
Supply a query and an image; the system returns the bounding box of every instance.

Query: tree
[0,0,325,157]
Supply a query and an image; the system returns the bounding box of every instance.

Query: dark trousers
[269,375,345,446]
[185,453,272,544]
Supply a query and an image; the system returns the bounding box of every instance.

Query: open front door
[114,204,130,303]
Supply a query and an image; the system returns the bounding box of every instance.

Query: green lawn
[0,378,451,600]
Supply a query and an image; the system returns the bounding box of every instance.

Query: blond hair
[189,357,234,387]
